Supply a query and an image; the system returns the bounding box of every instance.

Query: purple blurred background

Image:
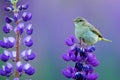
[0,0,119,80]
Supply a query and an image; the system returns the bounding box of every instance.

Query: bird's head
[73,17,86,24]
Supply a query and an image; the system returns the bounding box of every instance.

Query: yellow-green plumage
[74,17,111,45]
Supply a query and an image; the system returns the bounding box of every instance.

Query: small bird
[74,17,111,45]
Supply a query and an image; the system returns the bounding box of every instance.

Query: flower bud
[11,51,16,62]
[22,4,29,10]
[0,40,7,48]
[23,64,35,75]
[22,12,32,22]
[0,50,11,62]
[18,5,23,11]
[86,73,98,80]
[8,37,16,48]
[14,23,24,35]
[2,23,13,34]
[26,49,36,60]
[75,72,86,80]
[21,49,36,61]
[4,62,13,73]
[24,36,33,47]
[26,24,33,35]
[0,68,6,76]
[16,61,23,72]
[4,6,13,12]
[65,36,76,46]
[5,17,13,23]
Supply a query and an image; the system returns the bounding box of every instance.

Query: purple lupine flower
[0,68,6,76]
[7,37,16,48]
[62,47,82,62]
[4,62,13,73]
[18,5,23,11]
[62,53,71,61]
[0,40,7,48]
[5,16,13,23]
[62,66,76,78]
[13,13,19,22]
[26,49,36,60]
[0,50,11,62]
[26,24,33,35]
[1,63,13,77]
[22,12,32,22]
[62,36,99,80]
[21,49,36,61]
[16,61,23,72]
[75,72,86,80]
[86,73,98,80]
[87,53,99,67]
[0,37,15,49]
[87,46,96,52]
[23,63,35,75]
[18,4,29,11]
[11,51,16,62]
[3,37,9,49]
[0,0,36,79]
[21,50,27,61]
[24,36,33,47]
[4,6,13,12]
[2,23,13,34]
[22,4,29,10]
[14,23,24,35]
[65,35,76,46]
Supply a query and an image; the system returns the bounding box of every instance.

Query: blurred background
[0,0,119,80]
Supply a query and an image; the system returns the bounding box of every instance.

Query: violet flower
[0,0,36,79]
[62,36,99,80]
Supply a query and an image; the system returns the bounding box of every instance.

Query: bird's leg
[79,38,83,47]
[79,38,88,48]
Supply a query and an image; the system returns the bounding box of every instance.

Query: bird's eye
[79,20,84,22]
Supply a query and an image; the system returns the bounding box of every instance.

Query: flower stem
[15,21,20,78]
[13,2,20,78]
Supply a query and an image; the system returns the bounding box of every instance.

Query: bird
[74,17,111,45]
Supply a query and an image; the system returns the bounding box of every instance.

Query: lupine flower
[18,4,29,11]
[11,51,16,62]
[2,23,13,34]
[26,24,33,35]
[24,36,33,47]
[65,35,76,46]
[5,16,13,23]
[4,6,13,12]
[22,4,29,10]
[16,61,23,72]
[22,12,32,22]
[14,23,24,35]
[62,36,99,80]
[0,63,13,77]
[0,0,36,79]
[21,49,36,61]
[4,62,13,74]
[0,50,11,62]
[0,37,15,49]
[23,63,35,75]
[0,68,6,76]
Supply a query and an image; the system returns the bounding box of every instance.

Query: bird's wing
[85,22,103,38]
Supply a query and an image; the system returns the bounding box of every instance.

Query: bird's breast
[81,31,99,45]
[75,26,89,39]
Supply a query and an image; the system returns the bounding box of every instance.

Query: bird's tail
[102,38,112,42]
